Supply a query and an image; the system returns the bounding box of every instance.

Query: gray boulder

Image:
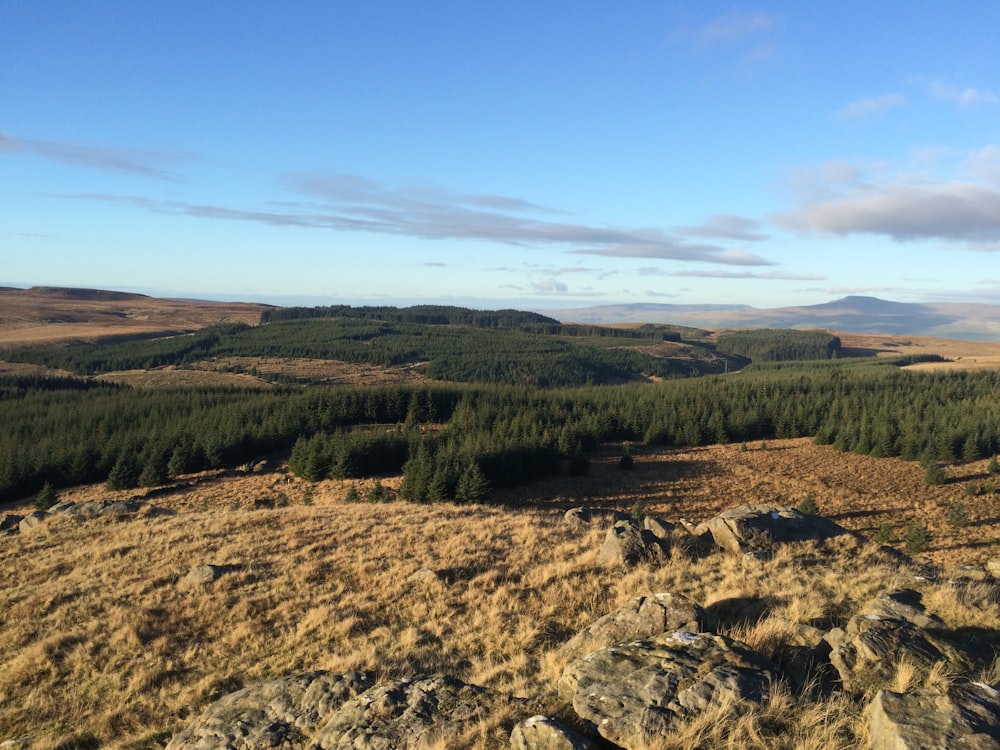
[308,674,489,749]
[596,520,667,567]
[559,631,778,749]
[870,682,1000,750]
[563,507,629,529]
[642,515,676,539]
[859,589,945,632]
[181,564,241,588]
[165,670,374,749]
[558,592,706,663]
[825,615,968,694]
[18,510,48,532]
[706,504,851,553]
[510,715,601,750]
[0,514,22,533]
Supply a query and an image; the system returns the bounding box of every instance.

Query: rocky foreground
[67,503,990,750]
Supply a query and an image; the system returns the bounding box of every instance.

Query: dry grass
[2,441,1000,748]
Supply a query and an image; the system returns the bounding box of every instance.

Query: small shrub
[366,480,391,503]
[988,455,999,475]
[34,481,58,511]
[947,502,969,528]
[903,523,931,553]
[630,500,646,525]
[302,484,315,506]
[343,486,361,503]
[618,447,635,471]
[966,482,982,497]
[922,460,945,486]
[759,440,768,451]
[796,494,819,516]
[873,523,892,544]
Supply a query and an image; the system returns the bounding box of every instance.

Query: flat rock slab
[871,682,1000,750]
[308,674,489,749]
[166,670,375,750]
[558,592,706,663]
[510,715,602,750]
[559,631,778,749]
[706,504,851,553]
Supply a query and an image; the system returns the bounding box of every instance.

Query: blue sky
[2,2,999,310]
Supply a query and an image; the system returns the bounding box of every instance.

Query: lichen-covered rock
[558,593,706,662]
[870,682,1000,750]
[825,615,968,694]
[509,715,601,750]
[859,589,945,631]
[165,670,374,749]
[706,504,850,553]
[559,631,778,749]
[596,520,667,567]
[309,674,488,749]
[181,564,240,588]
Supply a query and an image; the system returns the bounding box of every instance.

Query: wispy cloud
[695,9,775,44]
[775,150,1000,246]
[927,79,999,108]
[835,93,905,121]
[677,214,768,241]
[0,132,188,181]
[58,171,776,267]
[647,269,825,280]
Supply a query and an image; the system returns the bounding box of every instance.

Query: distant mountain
[539,296,1000,341]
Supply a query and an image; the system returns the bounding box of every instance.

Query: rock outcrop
[559,631,779,749]
[705,504,851,553]
[308,674,488,749]
[870,682,1000,750]
[558,592,706,663]
[165,671,374,749]
[509,715,601,750]
[596,520,667,567]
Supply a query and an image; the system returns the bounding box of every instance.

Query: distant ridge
[539,296,1000,341]
[28,286,151,302]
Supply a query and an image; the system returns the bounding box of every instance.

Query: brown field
[3,440,1000,748]
[838,331,1000,371]
[0,287,268,347]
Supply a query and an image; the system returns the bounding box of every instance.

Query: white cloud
[0,132,188,181]
[776,150,1000,246]
[696,9,775,44]
[677,214,768,241]
[835,93,905,121]
[928,79,999,107]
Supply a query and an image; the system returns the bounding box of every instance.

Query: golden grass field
[3,440,1000,749]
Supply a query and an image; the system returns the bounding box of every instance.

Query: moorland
[2,286,1000,749]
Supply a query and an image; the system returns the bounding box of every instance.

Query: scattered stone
[54,499,142,519]
[18,510,48,532]
[308,674,489,749]
[870,682,1000,750]
[165,670,374,749]
[706,504,851,554]
[510,715,601,750]
[0,514,22,533]
[642,515,676,539]
[987,558,1000,579]
[859,589,945,632]
[563,507,628,528]
[946,563,992,583]
[559,631,779,749]
[406,567,441,587]
[182,564,240,587]
[558,592,706,662]
[596,520,667,567]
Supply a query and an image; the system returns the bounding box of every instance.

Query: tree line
[3,358,1000,504]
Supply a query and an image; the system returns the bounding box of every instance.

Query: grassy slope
[2,440,999,749]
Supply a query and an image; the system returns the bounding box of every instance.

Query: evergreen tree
[34,481,58,511]
[454,463,490,503]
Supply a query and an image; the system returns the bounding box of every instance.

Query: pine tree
[454,463,490,504]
